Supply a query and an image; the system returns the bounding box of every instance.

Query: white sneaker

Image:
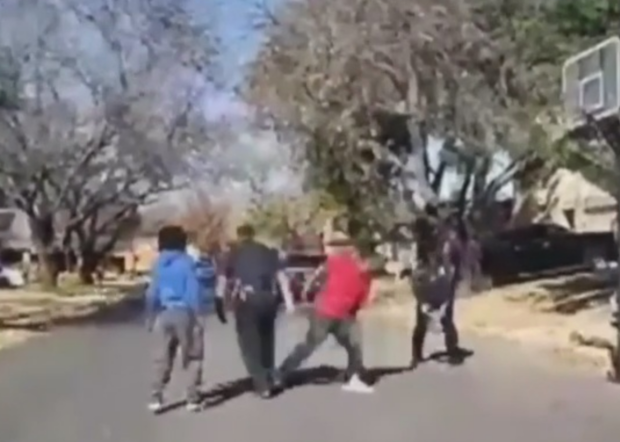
[185,401,202,412]
[341,375,374,394]
[148,395,164,413]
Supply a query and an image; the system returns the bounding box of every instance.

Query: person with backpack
[217,224,295,398]
[145,225,214,413]
[409,216,467,369]
[272,232,376,394]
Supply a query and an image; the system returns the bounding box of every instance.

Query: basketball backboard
[562,36,620,133]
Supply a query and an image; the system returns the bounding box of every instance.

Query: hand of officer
[214,297,228,324]
[284,301,296,314]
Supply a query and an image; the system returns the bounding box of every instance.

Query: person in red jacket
[274,233,375,394]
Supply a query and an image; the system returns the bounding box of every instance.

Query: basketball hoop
[563,36,620,136]
[563,36,620,383]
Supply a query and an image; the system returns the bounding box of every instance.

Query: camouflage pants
[151,308,204,402]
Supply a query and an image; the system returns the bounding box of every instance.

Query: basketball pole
[583,113,620,382]
[612,148,620,383]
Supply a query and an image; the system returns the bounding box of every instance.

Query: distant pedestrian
[410,218,468,368]
[145,225,210,413]
[274,232,376,394]
[193,242,220,316]
[217,224,295,398]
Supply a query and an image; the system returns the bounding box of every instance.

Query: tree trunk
[78,250,100,285]
[36,248,59,288]
[29,214,59,288]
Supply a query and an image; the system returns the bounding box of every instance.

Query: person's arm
[183,257,202,319]
[358,271,373,308]
[214,252,232,323]
[301,264,325,298]
[216,248,234,299]
[440,241,453,276]
[277,270,295,311]
[213,273,228,323]
[274,248,296,311]
[145,264,160,331]
[216,274,228,299]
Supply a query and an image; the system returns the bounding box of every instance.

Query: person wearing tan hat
[273,230,376,394]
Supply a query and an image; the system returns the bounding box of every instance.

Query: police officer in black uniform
[216,224,295,398]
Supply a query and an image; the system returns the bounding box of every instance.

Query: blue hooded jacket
[146,250,201,316]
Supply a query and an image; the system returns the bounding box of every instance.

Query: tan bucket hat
[323,230,354,246]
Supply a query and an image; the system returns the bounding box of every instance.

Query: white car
[0,266,25,287]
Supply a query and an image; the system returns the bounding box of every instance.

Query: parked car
[480,223,617,285]
[0,265,25,288]
[281,252,326,303]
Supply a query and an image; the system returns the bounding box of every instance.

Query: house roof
[536,168,614,210]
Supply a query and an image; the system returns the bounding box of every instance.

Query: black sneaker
[446,348,469,365]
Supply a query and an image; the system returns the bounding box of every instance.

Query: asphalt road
[2,305,620,442]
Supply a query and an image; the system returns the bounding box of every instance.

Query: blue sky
[201,0,281,119]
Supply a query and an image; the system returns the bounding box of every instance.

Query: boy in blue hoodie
[145,225,205,413]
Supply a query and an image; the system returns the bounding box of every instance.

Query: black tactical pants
[234,299,278,392]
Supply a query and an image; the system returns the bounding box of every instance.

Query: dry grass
[368,276,412,304]
[363,272,616,371]
[0,277,144,351]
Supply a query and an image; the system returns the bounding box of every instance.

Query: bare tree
[0,0,218,285]
[176,190,230,254]
[246,0,548,243]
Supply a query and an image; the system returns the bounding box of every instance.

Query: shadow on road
[154,347,476,414]
[424,348,475,365]
[154,365,415,414]
[154,378,254,414]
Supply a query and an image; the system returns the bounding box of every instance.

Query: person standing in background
[409,214,468,369]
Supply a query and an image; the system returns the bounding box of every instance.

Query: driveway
[1,306,620,442]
